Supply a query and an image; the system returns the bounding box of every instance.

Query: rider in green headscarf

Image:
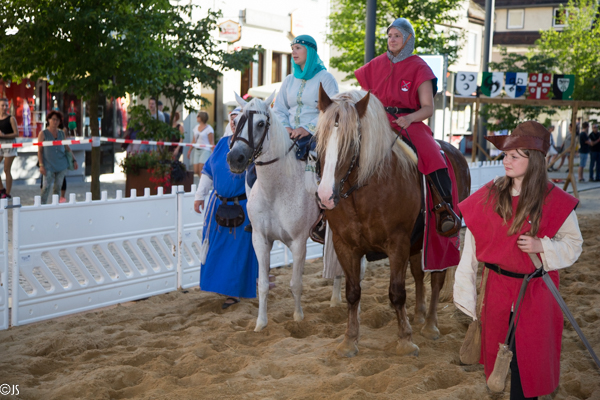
[291,35,326,81]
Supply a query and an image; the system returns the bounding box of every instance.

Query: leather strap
[527,253,600,369]
[485,263,543,280]
[215,192,247,203]
[385,106,416,115]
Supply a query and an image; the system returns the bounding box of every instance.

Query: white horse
[226,93,321,331]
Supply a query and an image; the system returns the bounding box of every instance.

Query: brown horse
[315,87,471,358]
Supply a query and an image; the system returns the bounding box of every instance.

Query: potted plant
[120,105,193,196]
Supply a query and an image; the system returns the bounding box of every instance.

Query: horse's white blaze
[317,127,339,209]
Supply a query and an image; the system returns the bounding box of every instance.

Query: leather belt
[485,263,542,279]
[215,192,247,203]
[385,106,416,115]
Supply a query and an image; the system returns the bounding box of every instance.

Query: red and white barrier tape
[0,137,214,150]
[102,137,214,149]
[0,138,93,149]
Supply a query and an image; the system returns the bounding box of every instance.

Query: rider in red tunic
[355,18,457,236]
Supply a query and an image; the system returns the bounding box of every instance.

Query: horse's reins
[326,116,365,199]
[338,108,414,199]
[229,109,298,167]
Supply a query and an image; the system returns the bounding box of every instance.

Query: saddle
[395,132,460,238]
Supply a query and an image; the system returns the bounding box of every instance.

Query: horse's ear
[234,92,248,107]
[264,90,276,106]
[318,83,333,112]
[355,91,370,119]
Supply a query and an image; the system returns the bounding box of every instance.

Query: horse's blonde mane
[244,98,296,176]
[315,90,417,186]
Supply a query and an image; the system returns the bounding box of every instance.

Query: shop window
[507,9,524,29]
[272,53,281,83]
[466,32,478,65]
[272,52,293,83]
[553,8,568,27]
[241,51,264,96]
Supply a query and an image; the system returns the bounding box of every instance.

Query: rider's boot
[427,168,460,237]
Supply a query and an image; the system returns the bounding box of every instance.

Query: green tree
[148,5,260,115]
[482,48,559,131]
[536,0,600,101]
[328,0,463,80]
[0,0,257,199]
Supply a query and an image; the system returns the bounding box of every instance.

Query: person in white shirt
[187,111,214,178]
[272,34,338,160]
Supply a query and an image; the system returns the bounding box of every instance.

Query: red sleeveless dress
[355,54,446,175]
[459,182,578,397]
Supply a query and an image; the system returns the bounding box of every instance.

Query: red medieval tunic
[354,54,445,175]
[459,182,578,397]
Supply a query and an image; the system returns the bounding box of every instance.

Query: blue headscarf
[291,35,326,81]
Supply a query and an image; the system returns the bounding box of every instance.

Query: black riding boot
[427,168,459,236]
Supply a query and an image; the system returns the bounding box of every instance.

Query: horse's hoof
[254,318,268,332]
[293,310,304,322]
[421,324,440,340]
[336,339,359,358]
[330,297,343,307]
[396,340,419,357]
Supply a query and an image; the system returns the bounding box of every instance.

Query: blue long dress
[200,138,258,298]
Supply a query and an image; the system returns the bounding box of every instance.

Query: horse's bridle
[321,120,364,199]
[229,109,298,167]
[229,110,274,166]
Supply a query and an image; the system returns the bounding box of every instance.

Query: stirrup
[309,212,326,244]
[434,202,460,237]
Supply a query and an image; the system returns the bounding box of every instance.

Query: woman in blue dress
[193,107,258,308]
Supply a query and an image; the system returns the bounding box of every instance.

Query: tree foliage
[536,0,600,101]
[146,5,260,114]
[0,0,258,198]
[327,0,463,80]
[483,48,559,131]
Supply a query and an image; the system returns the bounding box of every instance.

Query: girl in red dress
[454,121,583,399]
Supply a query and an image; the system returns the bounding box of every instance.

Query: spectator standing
[187,111,214,179]
[578,122,591,182]
[545,126,558,167]
[589,124,600,182]
[550,123,578,172]
[139,98,165,152]
[158,100,170,126]
[170,111,184,160]
[148,98,165,122]
[0,98,19,199]
[38,111,78,204]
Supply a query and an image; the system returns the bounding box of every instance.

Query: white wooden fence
[0,199,8,330]
[0,161,505,330]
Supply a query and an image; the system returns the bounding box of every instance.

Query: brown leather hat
[486,121,551,155]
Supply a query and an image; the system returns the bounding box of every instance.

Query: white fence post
[179,185,203,290]
[10,198,20,327]
[177,185,184,289]
[0,199,8,330]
